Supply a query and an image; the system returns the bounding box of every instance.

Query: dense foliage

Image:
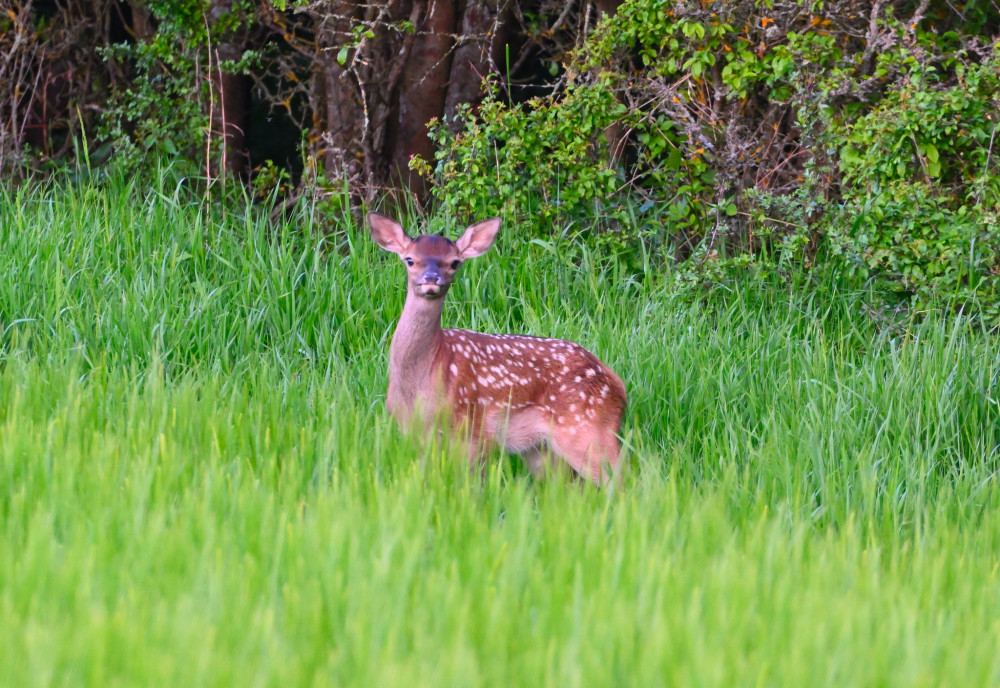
[423,0,1000,319]
[833,58,1000,318]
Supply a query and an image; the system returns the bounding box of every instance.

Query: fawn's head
[369,213,501,299]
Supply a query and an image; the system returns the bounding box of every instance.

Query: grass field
[2,171,999,686]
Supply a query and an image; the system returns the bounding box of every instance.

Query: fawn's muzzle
[419,259,448,286]
[416,265,448,297]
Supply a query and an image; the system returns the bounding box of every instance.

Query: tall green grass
[1,169,999,686]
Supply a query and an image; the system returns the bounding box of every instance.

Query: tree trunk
[443,0,501,132]
[208,0,249,179]
[389,0,457,196]
[594,0,622,16]
[314,2,366,185]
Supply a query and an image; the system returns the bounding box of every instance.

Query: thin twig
[202,10,215,204]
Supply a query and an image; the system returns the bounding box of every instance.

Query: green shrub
[417,0,865,259]
[418,1,763,248]
[98,1,255,177]
[419,0,1000,321]
[418,78,633,235]
[829,55,1000,321]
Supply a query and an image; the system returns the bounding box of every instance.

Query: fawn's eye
[450,260,460,270]
[405,257,414,266]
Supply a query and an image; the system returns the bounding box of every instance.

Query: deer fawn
[369,213,627,485]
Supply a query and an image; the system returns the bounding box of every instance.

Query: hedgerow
[419,0,1000,320]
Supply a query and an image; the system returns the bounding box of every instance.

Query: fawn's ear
[369,213,411,255]
[455,218,501,259]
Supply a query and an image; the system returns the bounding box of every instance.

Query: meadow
[1,170,999,686]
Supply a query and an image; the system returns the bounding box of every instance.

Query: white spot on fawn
[450,363,459,376]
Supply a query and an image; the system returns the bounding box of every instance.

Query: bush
[420,0,847,249]
[419,78,632,232]
[98,1,256,179]
[418,0,1000,319]
[829,56,1000,321]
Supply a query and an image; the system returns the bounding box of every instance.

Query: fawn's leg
[464,436,489,480]
[522,444,576,479]
[521,446,548,477]
[550,424,621,486]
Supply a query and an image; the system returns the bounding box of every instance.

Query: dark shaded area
[3,0,604,196]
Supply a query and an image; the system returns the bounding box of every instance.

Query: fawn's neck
[388,289,446,399]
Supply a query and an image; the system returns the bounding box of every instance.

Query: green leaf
[840,146,861,166]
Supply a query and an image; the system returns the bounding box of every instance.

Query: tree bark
[593,0,622,16]
[443,0,500,132]
[389,0,457,195]
[315,1,366,184]
[208,0,249,179]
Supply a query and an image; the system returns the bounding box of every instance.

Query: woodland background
[2,0,999,319]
